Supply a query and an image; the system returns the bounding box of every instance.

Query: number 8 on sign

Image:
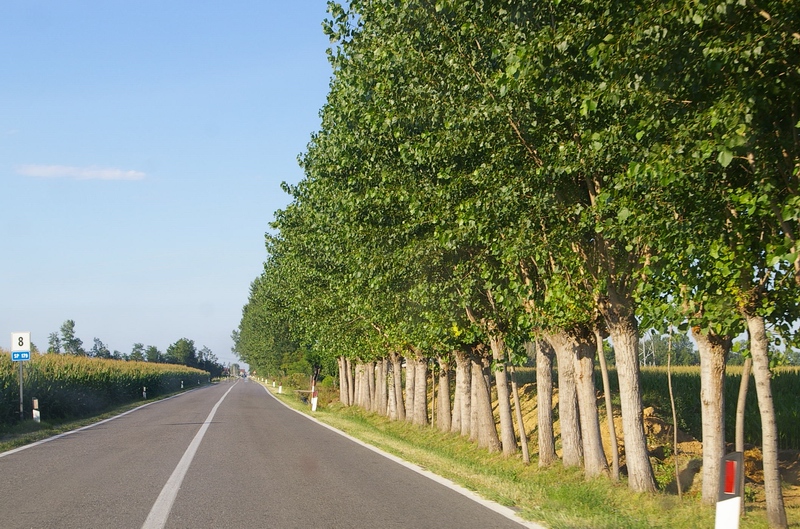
[11,332,30,353]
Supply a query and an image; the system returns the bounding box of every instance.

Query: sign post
[11,332,31,421]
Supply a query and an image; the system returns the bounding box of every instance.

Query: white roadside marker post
[715,452,744,529]
[311,383,318,412]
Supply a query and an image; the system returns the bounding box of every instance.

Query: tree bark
[692,327,731,505]
[346,356,355,406]
[390,352,405,421]
[338,356,350,406]
[451,355,462,433]
[599,291,657,492]
[454,349,471,436]
[535,340,557,467]
[405,356,416,423]
[489,334,517,456]
[545,332,583,468]
[375,358,388,416]
[413,356,428,426]
[574,328,608,478]
[470,356,480,443]
[353,362,362,407]
[366,360,376,411]
[745,312,788,528]
[667,336,682,498]
[354,363,364,408]
[594,327,619,481]
[735,355,752,515]
[387,366,397,419]
[735,356,752,453]
[509,365,530,464]
[437,356,452,432]
[471,347,501,452]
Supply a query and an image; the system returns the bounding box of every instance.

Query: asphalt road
[0,379,537,529]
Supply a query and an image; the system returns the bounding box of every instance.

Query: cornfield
[635,365,800,451]
[0,352,210,426]
[514,364,800,451]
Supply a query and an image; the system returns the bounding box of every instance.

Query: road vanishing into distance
[0,379,538,529]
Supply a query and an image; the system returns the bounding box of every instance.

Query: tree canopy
[237,0,800,503]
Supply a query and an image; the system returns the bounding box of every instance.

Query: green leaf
[718,149,734,168]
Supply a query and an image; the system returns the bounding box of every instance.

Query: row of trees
[45,320,226,378]
[237,1,798,526]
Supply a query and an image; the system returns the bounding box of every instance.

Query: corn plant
[0,352,209,426]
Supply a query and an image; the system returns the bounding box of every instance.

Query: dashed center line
[141,381,238,529]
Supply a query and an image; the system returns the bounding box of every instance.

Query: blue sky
[1,1,333,367]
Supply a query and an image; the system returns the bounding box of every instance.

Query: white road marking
[0,390,192,459]
[141,381,238,529]
[257,382,546,529]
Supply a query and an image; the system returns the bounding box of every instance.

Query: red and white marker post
[715,452,744,529]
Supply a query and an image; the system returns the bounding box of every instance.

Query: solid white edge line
[141,380,239,529]
[256,381,546,529]
[0,387,206,459]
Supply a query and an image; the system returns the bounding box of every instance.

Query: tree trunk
[545,332,582,468]
[405,357,416,423]
[360,362,371,409]
[745,312,788,528]
[454,349,471,436]
[451,355,462,433]
[692,327,731,505]
[390,352,405,421]
[358,363,366,408]
[489,334,517,456]
[535,340,557,467]
[599,291,657,492]
[437,356,452,432]
[574,328,608,478]
[471,347,501,452]
[413,356,428,426]
[594,327,619,481]
[509,365,530,464]
[387,366,397,419]
[470,356,480,443]
[346,356,355,406]
[366,360,376,411]
[338,356,349,406]
[735,355,752,515]
[735,356,752,453]
[375,358,388,416]
[353,363,361,407]
[431,363,436,427]
[667,335,682,498]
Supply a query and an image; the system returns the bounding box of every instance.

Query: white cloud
[16,164,146,181]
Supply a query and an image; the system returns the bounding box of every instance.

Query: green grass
[266,384,798,529]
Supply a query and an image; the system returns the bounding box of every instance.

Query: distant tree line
[45,319,226,378]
